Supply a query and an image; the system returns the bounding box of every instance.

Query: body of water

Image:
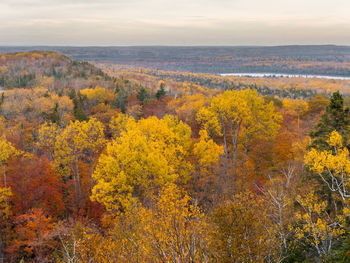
[220,73,350,80]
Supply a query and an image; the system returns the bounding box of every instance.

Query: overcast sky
[0,0,350,46]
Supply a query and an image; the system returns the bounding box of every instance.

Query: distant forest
[1,45,350,76]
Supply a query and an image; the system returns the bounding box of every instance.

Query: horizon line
[0,44,349,48]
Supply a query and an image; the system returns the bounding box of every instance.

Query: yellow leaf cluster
[91,115,193,212]
[291,191,344,254]
[305,131,350,200]
[0,135,19,165]
[193,130,223,167]
[0,187,12,218]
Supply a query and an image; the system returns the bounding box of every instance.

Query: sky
[0,0,350,46]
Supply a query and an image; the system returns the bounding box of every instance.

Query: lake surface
[220,73,350,80]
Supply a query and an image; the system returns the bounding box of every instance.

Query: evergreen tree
[156,83,166,100]
[115,86,129,113]
[70,89,88,121]
[137,86,149,103]
[310,91,350,150]
[47,103,60,124]
[308,91,350,222]
[68,89,77,100]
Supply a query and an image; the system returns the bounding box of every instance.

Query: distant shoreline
[219,73,350,80]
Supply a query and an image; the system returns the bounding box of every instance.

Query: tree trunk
[221,120,228,179]
[89,153,94,194]
[230,122,241,168]
[245,131,248,155]
[2,166,6,189]
[74,153,81,204]
[0,216,3,263]
[192,160,199,204]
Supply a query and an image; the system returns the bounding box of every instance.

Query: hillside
[0,51,113,90]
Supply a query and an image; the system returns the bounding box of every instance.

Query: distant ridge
[1,45,350,76]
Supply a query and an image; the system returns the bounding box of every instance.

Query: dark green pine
[309,91,350,150]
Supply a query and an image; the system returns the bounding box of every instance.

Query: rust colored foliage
[7,156,65,217]
[7,208,55,262]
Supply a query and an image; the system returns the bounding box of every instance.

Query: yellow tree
[37,122,60,160]
[55,222,124,263]
[307,94,328,115]
[80,86,107,104]
[197,89,281,179]
[80,86,115,108]
[32,96,55,117]
[209,191,276,262]
[197,90,244,177]
[59,185,208,262]
[91,115,192,212]
[282,98,309,132]
[210,89,245,165]
[242,90,282,154]
[54,118,105,208]
[258,172,299,261]
[305,130,350,201]
[0,136,19,188]
[50,94,74,124]
[192,129,223,201]
[79,118,105,192]
[196,107,221,139]
[291,191,344,257]
[168,93,210,128]
[139,183,209,262]
[0,188,11,217]
[109,113,134,138]
[54,121,83,206]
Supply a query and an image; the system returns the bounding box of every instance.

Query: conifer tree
[310,91,350,150]
[136,86,148,103]
[156,83,166,100]
[308,91,350,216]
[70,90,88,121]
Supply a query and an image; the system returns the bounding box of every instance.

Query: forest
[1,50,350,262]
[100,65,350,99]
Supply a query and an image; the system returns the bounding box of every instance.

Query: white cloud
[0,0,349,45]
